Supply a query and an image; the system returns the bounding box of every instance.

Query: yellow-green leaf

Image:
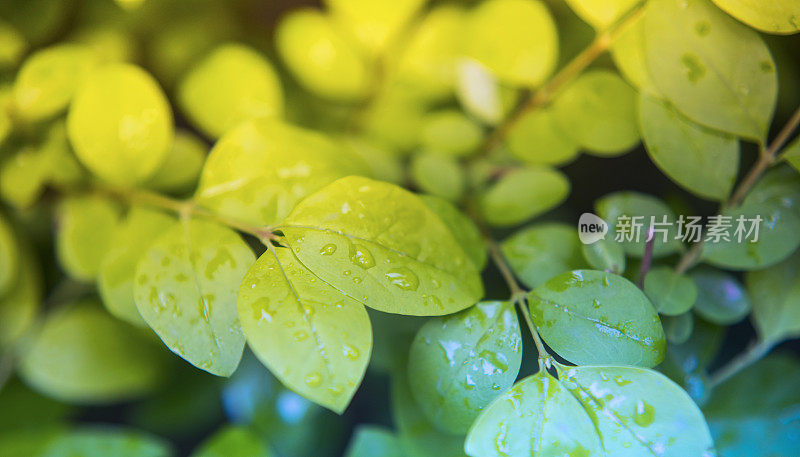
[238,246,371,413]
[0,212,20,295]
[746,250,800,343]
[56,195,121,280]
[145,130,207,194]
[134,219,254,376]
[281,176,483,316]
[0,241,41,348]
[711,0,800,34]
[325,0,426,55]
[564,0,640,29]
[410,152,465,202]
[479,167,569,227]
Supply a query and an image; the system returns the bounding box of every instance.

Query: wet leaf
[56,194,121,280]
[711,0,800,34]
[18,300,165,403]
[639,93,739,201]
[553,70,639,156]
[134,218,253,376]
[690,267,750,325]
[195,119,366,226]
[559,364,715,457]
[596,191,681,258]
[464,0,558,87]
[408,301,522,434]
[238,246,371,414]
[465,370,602,457]
[501,223,585,288]
[178,43,283,139]
[528,270,666,366]
[644,0,778,142]
[745,250,800,343]
[344,426,403,457]
[98,207,174,326]
[190,426,272,457]
[420,195,487,270]
[67,63,174,185]
[281,176,483,316]
[479,167,569,227]
[643,266,698,316]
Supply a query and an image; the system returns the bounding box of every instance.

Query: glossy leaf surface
[501,223,585,288]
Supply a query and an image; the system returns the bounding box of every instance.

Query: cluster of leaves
[0,0,800,456]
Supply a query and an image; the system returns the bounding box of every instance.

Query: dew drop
[342,344,360,360]
[319,244,337,255]
[633,400,656,427]
[385,267,419,291]
[349,243,376,269]
[305,372,322,387]
[294,330,309,341]
[681,53,706,83]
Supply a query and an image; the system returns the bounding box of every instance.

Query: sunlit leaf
[643,266,698,316]
[177,43,283,139]
[644,0,778,142]
[420,110,483,157]
[98,206,174,326]
[190,426,272,457]
[419,195,487,270]
[465,370,602,457]
[325,0,425,55]
[563,0,639,29]
[501,223,585,288]
[528,270,665,366]
[0,212,19,295]
[711,0,800,34]
[281,176,483,316]
[342,137,403,185]
[67,63,174,185]
[479,167,569,227]
[408,301,522,434]
[0,241,41,348]
[506,109,580,166]
[56,194,121,280]
[145,130,207,194]
[18,300,165,403]
[410,152,465,202]
[238,245,371,413]
[464,0,559,86]
[134,218,253,376]
[195,119,366,226]
[553,69,640,156]
[639,93,739,201]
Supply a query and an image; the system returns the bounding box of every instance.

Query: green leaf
[581,237,626,274]
[0,146,49,208]
[410,152,465,202]
[0,241,41,348]
[98,206,174,326]
[325,0,425,56]
[134,218,253,376]
[145,130,207,194]
[703,355,800,457]
[194,119,366,226]
[703,167,800,270]
[611,17,658,93]
[0,213,19,295]
[745,250,800,343]
[501,223,585,288]
[178,43,283,139]
[552,69,640,156]
[639,93,739,201]
[407,301,522,434]
[43,428,172,457]
[643,266,698,316]
[711,0,800,34]
[564,0,639,29]
[0,21,27,69]
[662,312,694,344]
[12,44,97,121]
[56,195,121,280]
[644,0,778,142]
[506,109,580,166]
[238,245,371,413]
[67,63,174,185]
[190,426,272,457]
[281,176,483,316]
[344,426,403,457]
[18,300,165,403]
[690,267,750,325]
[275,9,373,100]
[559,364,715,457]
[419,195,487,270]
[464,0,559,87]
[391,371,467,457]
[343,137,404,185]
[528,270,666,366]
[465,370,602,457]
[479,167,569,227]
[596,191,681,258]
[420,110,484,157]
